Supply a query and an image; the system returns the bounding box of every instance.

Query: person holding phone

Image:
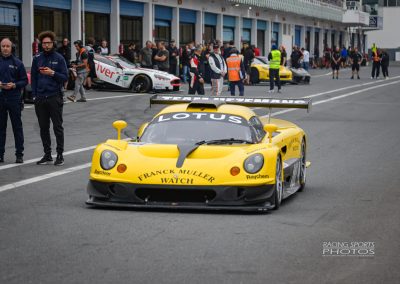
[31,31,68,166]
[0,38,28,163]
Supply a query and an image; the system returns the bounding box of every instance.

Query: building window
[204,25,216,44]
[242,29,251,44]
[154,21,171,43]
[223,27,234,43]
[257,30,265,55]
[85,12,110,46]
[120,16,142,49]
[180,23,195,45]
[34,8,70,44]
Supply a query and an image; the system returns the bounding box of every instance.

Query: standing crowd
[1,30,391,164]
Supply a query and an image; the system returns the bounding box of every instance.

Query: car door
[94,55,124,87]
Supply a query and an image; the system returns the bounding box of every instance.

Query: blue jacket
[31,50,68,98]
[0,55,28,101]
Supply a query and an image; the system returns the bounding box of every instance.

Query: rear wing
[150,95,312,112]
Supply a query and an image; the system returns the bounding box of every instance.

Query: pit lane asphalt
[1,67,400,283]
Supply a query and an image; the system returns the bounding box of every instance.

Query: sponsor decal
[155,95,308,105]
[96,62,116,79]
[138,169,215,183]
[94,169,111,176]
[287,137,300,150]
[322,242,375,257]
[246,174,269,180]
[161,178,194,184]
[123,76,129,80]
[155,112,245,125]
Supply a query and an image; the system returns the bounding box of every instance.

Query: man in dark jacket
[380,49,390,79]
[0,38,28,163]
[31,31,68,166]
[189,45,205,95]
[57,38,71,67]
[167,40,179,75]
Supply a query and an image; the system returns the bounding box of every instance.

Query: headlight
[244,154,264,174]
[100,150,118,170]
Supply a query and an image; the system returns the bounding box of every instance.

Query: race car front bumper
[86,180,275,211]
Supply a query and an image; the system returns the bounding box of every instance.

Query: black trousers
[169,63,177,75]
[269,68,281,90]
[0,97,24,157]
[371,61,380,78]
[34,95,64,156]
[188,79,205,95]
[381,64,389,77]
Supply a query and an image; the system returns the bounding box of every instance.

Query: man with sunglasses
[31,31,68,166]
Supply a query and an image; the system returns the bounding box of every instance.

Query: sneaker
[336,76,338,80]
[277,89,282,93]
[37,155,53,165]
[357,76,360,79]
[54,154,64,166]
[67,95,76,102]
[351,76,354,79]
[268,89,274,93]
[15,157,23,164]
[371,77,374,79]
[332,76,334,79]
[0,156,4,163]
[77,98,87,102]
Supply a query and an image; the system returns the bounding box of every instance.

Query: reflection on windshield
[113,57,137,68]
[140,120,254,144]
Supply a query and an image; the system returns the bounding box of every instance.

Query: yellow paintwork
[90,104,306,187]
[251,62,293,81]
[112,120,127,140]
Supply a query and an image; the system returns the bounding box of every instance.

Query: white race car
[93,54,181,93]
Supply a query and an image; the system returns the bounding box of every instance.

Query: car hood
[90,142,276,186]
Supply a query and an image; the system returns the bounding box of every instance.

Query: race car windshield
[140,112,255,144]
[112,56,137,69]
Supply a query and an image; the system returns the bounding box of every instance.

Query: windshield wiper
[195,138,254,145]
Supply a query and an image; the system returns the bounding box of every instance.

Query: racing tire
[298,139,307,192]
[304,76,311,84]
[273,155,284,210]
[250,68,260,84]
[132,75,152,93]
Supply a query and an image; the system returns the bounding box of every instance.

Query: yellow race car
[250,56,293,84]
[86,95,311,212]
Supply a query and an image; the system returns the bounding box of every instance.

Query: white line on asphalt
[0,163,91,193]
[0,145,96,171]
[253,76,400,111]
[23,93,149,109]
[1,79,399,193]
[261,79,400,118]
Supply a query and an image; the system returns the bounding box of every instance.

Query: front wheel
[273,155,283,210]
[132,75,152,93]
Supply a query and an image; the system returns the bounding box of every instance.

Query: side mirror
[116,62,124,69]
[113,120,127,140]
[263,124,278,144]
